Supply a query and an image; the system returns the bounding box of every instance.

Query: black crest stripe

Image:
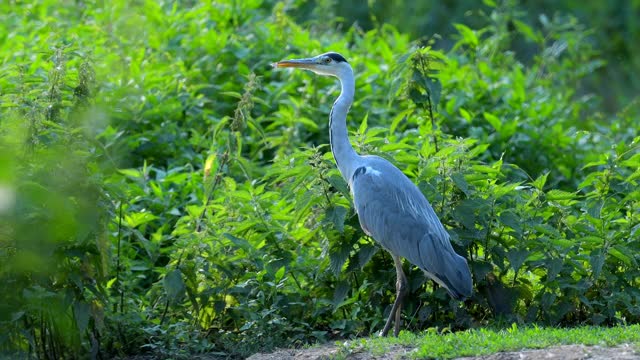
[326,52,348,63]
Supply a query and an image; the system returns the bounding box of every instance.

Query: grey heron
[273,52,473,337]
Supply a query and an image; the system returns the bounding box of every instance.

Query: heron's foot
[393,305,402,337]
[378,305,402,337]
[379,313,393,337]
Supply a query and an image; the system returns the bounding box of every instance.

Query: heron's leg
[392,255,408,336]
[380,255,408,337]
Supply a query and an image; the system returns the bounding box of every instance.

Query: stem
[484,200,496,262]
[196,151,229,233]
[417,53,439,153]
[352,272,361,301]
[317,168,334,205]
[160,248,186,326]
[39,313,45,359]
[116,202,123,313]
[426,88,439,153]
[440,166,447,214]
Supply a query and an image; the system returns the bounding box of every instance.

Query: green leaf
[579,236,604,245]
[493,182,521,199]
[224,233,252,251]
[358,113,369,135]
[10,311,25,322]
[357,243,377,268]
[532,172,549,190]
[582,160,607,169]
[106,277,117,290]
[298,116,319,131]
[620,152,640,167]
[482,0,497,7]
[332,281,350,308]
[624,168,640,183]
[471,164,499,174]
[452,199,477,230]
[118,168,143,180]
[499,211,522,235]
[73,302,91,333]
[186,204,205,218]
[546,258,563,281]
[471,261,493,280]
[327,175,351,199]
[124,212,158,228]
[325,205,348,233]
[425,75,442,108]
[501,120,518,138]
[609,246,635,266]
[546,189,576,201]
[329,241,352,276]
[389,109,412,134]
[506,249,529,272]
[335,296,357,310]
[483,112,502,131]
[164,269,185,302]
[274,266,285,283]
[454,23,478,47]
[220,91,242,99]
[409,87,427,107]
[451,172,469,195]
[459,108,472,122]
[513,19,541,42]
[590,249,605,279]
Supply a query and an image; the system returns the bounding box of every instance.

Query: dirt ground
[246,343,640,360]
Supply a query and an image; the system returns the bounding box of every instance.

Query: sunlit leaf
[483,112,502,131]
[274,266,286,283]
[454,23,479,47]
[532,172,549,190]
[124,212,158,228]
[609,246,636,266]
[546,189,576,201]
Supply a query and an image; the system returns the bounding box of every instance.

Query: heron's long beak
[271,58,319,70]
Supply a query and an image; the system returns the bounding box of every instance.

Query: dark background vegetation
[0,0,638,358]
[300,0,640,112]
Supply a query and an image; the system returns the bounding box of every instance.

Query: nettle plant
[130,7,640,357]
[0,1,638,359]
[391,16,640,328]
[3,1,636,359]
[0,44,108,358]
[301,11,640,336]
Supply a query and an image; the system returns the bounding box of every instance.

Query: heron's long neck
[330,70,359,181]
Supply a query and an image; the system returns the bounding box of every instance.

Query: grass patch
[339,324,640,359]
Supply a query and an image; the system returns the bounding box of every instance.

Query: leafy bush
[1,0,638,359]
[0,43,108,357]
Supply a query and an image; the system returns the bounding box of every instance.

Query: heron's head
[272,52,351,78]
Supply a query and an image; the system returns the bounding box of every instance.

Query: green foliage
[0,36,108,358]
[331,0,640,113]
[1,0,638,359]
[341,324,640,359]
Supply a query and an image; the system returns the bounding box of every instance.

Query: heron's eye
[323,57,332,64]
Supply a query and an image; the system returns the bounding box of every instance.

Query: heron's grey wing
[350,161,472,299]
